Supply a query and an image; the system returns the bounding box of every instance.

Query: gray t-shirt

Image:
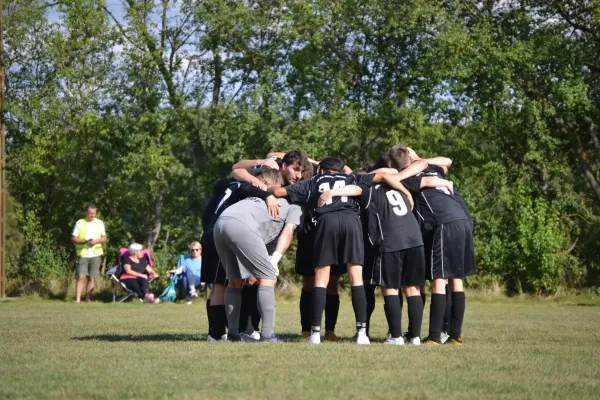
[219,197,302,244]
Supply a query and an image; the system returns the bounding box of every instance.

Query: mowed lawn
[1,295,599,400]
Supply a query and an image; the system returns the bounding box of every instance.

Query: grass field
[1,294,599,399]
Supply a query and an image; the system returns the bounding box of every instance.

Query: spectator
[170,242,204,305]
[71,204,107,303]
[120,243,161,303]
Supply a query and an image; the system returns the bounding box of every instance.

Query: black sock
[443,284,452,333]
[351,285,367,329]
[449,291,466,339]
[300,289,312,332]
[407,295,424,339]
[383,295,402,339]
[211,305,227,339]
[310,287,327,329]
[421,292,426,308]
[325,294,340,332]
[239,285,259,332]
[365,284,376,336]
[206,298,212,335]
[428,293,446,343]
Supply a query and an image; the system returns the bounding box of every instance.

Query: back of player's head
[374,152,392,169]
[257,167,285,186]
[318,156,344,174]
[358,163,376,173]
[300,158,314,179]
[282,150,304,167]
[388,144,411,169]
[353,167,369,175]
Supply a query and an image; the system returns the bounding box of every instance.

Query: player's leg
[365,283,376,337]
[447,278,465,345]
[224,278,244,341]
[307,265,331,344]
[442,282,452,343]
[324,274,340,341]
[347,263,369,344]
[363,246,377,338]
[425,278,447,344]
[300,276,314,338]
[382,287,403,345]
[226,225,281,342]
[402,246,426,345]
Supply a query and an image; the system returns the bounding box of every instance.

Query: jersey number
[386,190,408,216]
[215,188,232,213]
[319,181,347,205]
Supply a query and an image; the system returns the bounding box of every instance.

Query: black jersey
[286,173,374,216]
[201,178,271,239]
[402,165,471,231]
[360,183,423,253]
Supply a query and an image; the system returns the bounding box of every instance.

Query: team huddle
[199,146,476,345]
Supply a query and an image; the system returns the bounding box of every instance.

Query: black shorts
[367,246,426,288]
[199,238,227,285]
[313,211,364,267]
[295,230,346,276]
[424,219,476,280]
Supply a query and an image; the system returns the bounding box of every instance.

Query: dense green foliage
[4,0,600,293]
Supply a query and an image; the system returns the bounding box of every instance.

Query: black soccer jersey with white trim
[286,173,374,215]
[360,183,423,253]
[402,165,470,231]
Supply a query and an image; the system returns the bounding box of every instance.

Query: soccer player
[270,156,397,344]
[232,150,309,188]
[214,168,302,343]
[388,145,476,345]
[200,170,281,341]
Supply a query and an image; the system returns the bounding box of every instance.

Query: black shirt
[402,165,471,231]
[359,183,423,252]
[201,178,271,239]
[124,256,148,275]
[286,173,374,216]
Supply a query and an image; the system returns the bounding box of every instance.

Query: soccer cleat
[228,332,257,342]
[445,337,464,346]
[249,331,261,340]
[408,337,421,346]
[259,333,285,344]
[440,331,450,344]
[301,331,310,339]
[355,331,371,345]
[384,337,405,346]
[422,336,441,345]
[306,331,321,344]
[323,331,339,341]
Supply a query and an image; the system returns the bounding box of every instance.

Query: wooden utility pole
[0,0,6,298]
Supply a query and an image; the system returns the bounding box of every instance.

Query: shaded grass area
[1,297,599,399]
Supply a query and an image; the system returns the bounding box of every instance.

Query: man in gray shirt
[214,169,302,343]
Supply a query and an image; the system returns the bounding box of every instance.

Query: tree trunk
[147,186,165,252]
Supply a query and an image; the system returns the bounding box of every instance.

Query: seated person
[120,243,160,303]
[169,241,205,305]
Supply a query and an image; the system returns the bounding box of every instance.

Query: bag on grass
[159,274,179,303]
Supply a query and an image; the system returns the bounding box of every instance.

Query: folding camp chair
[106,248,155,303]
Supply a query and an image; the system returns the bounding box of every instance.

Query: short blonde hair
[189,241,201,250]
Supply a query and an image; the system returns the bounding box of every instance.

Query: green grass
[1,295,599,399]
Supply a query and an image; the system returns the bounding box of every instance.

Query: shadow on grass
[72,334,204,342]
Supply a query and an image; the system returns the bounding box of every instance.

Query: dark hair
[374,152,392,169]
[318,156,344,174]
[359,163,376,173]
[388,145,411,169]
[257,167,285,186]
[300,158,315,179]
[353,168,369,175]
[281,150,304,167]
[85,204,97,211]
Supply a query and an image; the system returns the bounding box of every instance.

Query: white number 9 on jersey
[319,180,348,205]
[385,190,408,216]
